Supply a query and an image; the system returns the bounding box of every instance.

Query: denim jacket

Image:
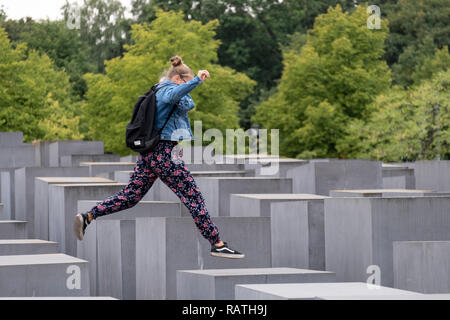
[155,75,203,141]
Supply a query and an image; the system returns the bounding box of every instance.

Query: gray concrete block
[15,167,90,238]
[318,294,450,300]
[255,159,308,177]
[34,177,115,241]
[0,254,89,297]
[414,160,450,192]
[48,183,126,256]
[121,155,138,162]
[286,159,383,195]
[32,140,55,167]
[49,140,104,167]
[0,169,16,219]
[382,164,415,189]
[270,198,329,270]
[60,154,121,167]
[230,193,326,217]
[187,163,246,172]
[235,282,422,300]
[0,296,118,300]
[136,216,271,300]
[394,241,450,294]
[325,197,450,286]
[194,177,293,216]
[97,219,136,300]
[76,200,181,296]
[0,132,24,146]
[0,221,27,239]
[114,170,253,184]
[0,239,59,255]
[0,145,36,168]
[177,267,336,300]
[329,189,450,198]
[80,162,135,180]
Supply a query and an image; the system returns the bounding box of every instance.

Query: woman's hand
[197,70,210,81]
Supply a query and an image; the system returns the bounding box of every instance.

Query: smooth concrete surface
[286,159,383,195]
[97,219,136,300]
[382,164,415,189]
[318,294,450,300]
[0,132,24,146]
[60,154,121,167]
[255,159,308,177]
[270,197,329,270]
[194,177,293,217]
[0,254,89,297]
[394,241,450,294]
[329,188,450,198]
[49,140,104,167]
[0,169,16,220]
[80,162,136,180]
[177,268,336,300]
[135,216,271,300]
[32,140,55,167]
[234,282,423,300]
[413,160,450,192]
[230,193,327,217]
[0,169,16,219]
[325,196,450,287]
[186,163,247,172]
[15,167,90,238]
[77,200,181,296]
[0,221,27,239]
[0,297,118,300]
[0,145,36,169]
[0,239,59,255]
[34,177,115,240]
[120,155,138,162]
[48,183,126,256]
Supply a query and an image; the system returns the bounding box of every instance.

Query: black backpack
[125,83,179,155]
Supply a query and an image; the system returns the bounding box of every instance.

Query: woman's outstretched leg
[73,154,157,240]
[146,141,244,258]
[145,140,221,245]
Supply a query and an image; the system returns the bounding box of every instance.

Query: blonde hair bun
[170,56,183,67]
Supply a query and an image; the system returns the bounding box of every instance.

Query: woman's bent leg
[149,141,221,246]
[89,155,157,219]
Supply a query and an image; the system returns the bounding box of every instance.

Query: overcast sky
[0,0,134,21]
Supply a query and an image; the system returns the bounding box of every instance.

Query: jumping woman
[73,55,245,259]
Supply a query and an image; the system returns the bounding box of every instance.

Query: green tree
[131,0,359,129]
[0,6,6,24]
[383,0,450,87]
[0,27,82,141]
[2,18,96,98]
[62,0,133,74]
[252,4,391,158]
[82,9,255,155]
[412,46,450,85]
[340,70,450,161]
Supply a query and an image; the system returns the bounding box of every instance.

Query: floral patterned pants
[88,140,221,245]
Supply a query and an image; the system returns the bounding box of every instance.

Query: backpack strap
[152,84,181,134]
[157,101,179,134]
